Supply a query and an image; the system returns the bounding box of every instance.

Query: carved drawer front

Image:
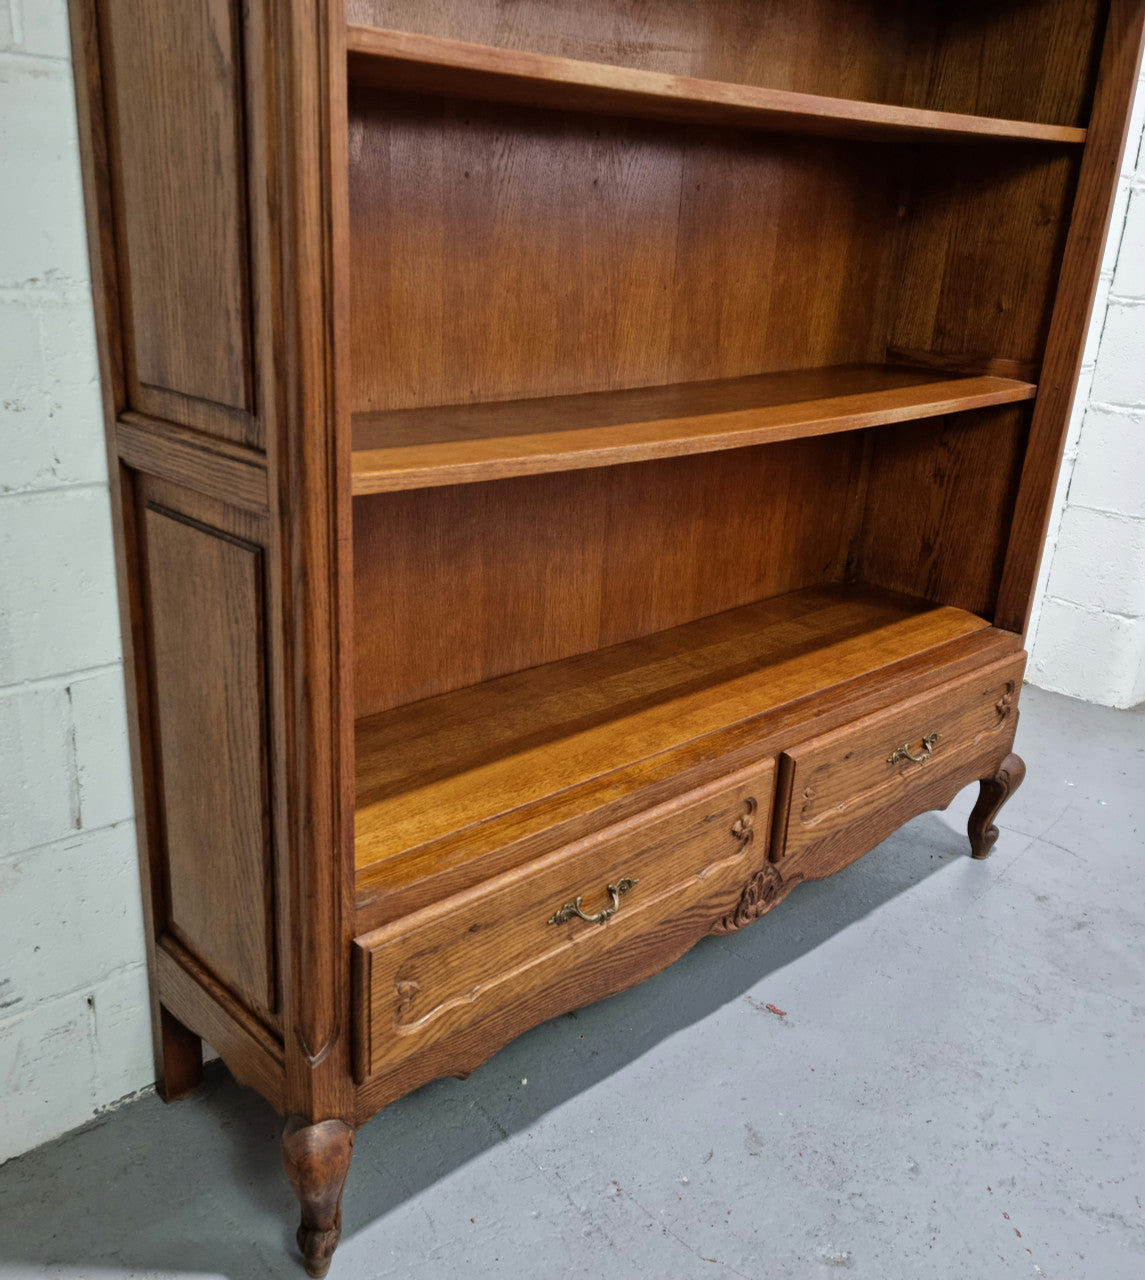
[353,760,774,1082]
[773,653,1026,881]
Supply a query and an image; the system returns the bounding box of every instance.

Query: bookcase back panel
[348,0,1104,126]
[348,89,899,414]
[891,148,1081,368]
[353,437,863,715]
[348,0,922,107]
[919,0,1106,128]
[854,404,1031,620]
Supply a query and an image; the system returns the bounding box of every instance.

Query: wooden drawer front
[774,653,1025,878]
[353,760,773,1081]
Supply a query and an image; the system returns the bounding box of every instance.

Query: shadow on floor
[0,810,975,1279]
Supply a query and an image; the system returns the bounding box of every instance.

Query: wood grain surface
[354,762,773,1078]
[155,939,286,1109]
[353,437,868,714]
[855,404,1032,620]
[354,582,990,876]
[997,0,1145,632]
[889,146,1081,370]
[968,752,1028,858]
[348,89,903,414]
[348,0,1104,126]
[117,415,270,511]
[351,365,1035,493]
[65,0,1145,1270]
[282,1118,356,1277]
[773,653,1026,879]
[140,500,277,1025]
[353,626,1022,934]
[346,26,1087,144]
[100,0,256,435]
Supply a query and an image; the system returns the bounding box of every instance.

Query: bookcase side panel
[97,0,260,444]
[71,0,358,1120]
[852,404,1032,620]
[132,482,280,1030]
[997,0,1145,632]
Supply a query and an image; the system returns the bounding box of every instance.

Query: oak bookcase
[69,0,1144,1272]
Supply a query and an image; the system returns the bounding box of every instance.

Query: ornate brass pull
[887,732,939,766]
[548,877,638,926]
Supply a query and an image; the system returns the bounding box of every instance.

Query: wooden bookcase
[69,0,1144,1272]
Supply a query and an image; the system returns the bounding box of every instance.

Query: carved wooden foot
[155,1006,203,1102]
[968,752,1026,859]
[282,1117,356,1277]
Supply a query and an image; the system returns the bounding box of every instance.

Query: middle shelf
[351,363,1037,494]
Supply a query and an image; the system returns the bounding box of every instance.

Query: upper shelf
[345,26,1088,147]
[351,364,1037,495]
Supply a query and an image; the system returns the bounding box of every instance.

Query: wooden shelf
[351,365,1037,495]
[355,582,994,882]
[346,26,1088,147]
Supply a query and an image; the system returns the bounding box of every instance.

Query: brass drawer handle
[548,877,638,926]
[887,732,939,766]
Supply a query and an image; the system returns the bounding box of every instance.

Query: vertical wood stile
[996,0,1145,634]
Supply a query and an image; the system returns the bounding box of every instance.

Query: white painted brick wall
[1027,69,1145,709]
[0,0,153,1164]
[1,0,1143,1167]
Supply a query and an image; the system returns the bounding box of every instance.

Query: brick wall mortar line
[0,961,149,1036]
[0,660,124,699]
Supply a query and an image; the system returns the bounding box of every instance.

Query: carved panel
[353,762,774,1080]
[141,504,277,1023]
[102,0,257,440]
[772,654,1026,881]
[710,863,802,935]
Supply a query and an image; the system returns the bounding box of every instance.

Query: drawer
[353,759,774,1082]
[773,653,1025,879]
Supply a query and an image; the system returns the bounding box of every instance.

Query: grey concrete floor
[0,685,1142,1280]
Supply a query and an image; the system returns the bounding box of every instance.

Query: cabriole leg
[282,1116,356,1277]
[968,752,1026,859]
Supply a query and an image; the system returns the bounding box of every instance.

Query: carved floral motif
[710,862,802,935]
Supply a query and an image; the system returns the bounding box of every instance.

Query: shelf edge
[346,25,1088,146]
[350,375,1037,496]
